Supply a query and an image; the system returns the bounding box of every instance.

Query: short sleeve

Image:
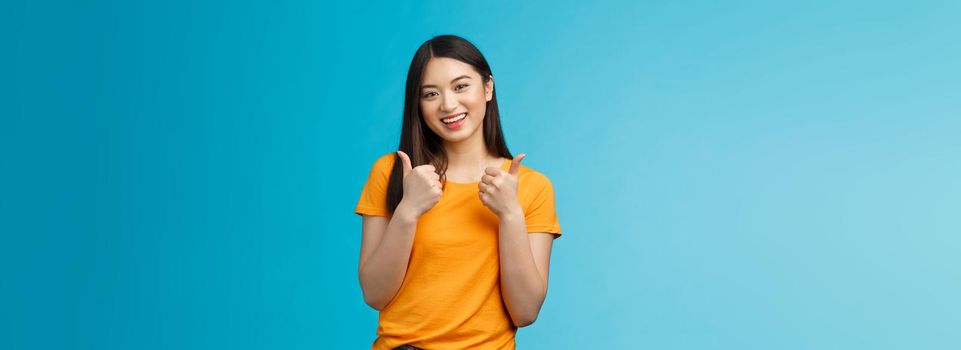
[522,172,562,238]
[354,153,395,217]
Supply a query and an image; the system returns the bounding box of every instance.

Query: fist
[478,153,525,217]
[396,151,443,217]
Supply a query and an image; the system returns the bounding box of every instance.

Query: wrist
[498,205,524,220]
[393,202,420,223]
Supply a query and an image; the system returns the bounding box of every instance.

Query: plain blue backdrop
[2,0,959,349]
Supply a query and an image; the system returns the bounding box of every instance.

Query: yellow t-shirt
[355,153,562,350]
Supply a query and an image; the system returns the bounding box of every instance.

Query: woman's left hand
[479,153,526,217]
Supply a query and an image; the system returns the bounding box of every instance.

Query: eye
[422,91,437,98]
[455,83,469,91]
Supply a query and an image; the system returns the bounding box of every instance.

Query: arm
[479,154,557,327]
[498,209,555,327]
[358,205,419,310]
[358,151,442,310]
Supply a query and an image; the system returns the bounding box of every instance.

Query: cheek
[420,101,437,119]
[472,89,488,104]
[468,91,487,115]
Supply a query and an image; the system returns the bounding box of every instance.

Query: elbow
[362,290,386,311]
[510,290,547,327]
[513,289,548,327]
[512,313,538,328]
[364,297,385,311]
[359,271,385,310]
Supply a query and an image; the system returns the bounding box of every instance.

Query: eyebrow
[421,75,472,90]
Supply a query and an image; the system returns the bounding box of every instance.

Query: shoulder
[360,152,397,182]
[370,152,397,172]
[516,162,554,190]
[514,162,559,215]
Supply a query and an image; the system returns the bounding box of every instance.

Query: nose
[440,93,458,113]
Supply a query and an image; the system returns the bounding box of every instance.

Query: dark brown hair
[386,34,513,213]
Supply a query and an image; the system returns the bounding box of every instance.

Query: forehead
[421,57,479,85]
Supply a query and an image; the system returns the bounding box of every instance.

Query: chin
[434,123,480,143]
[440,134,470,143]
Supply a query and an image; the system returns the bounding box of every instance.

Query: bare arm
[358,151,441,310]
[498,209,555,327]
[358,205,419,310]
[478,154,557,327]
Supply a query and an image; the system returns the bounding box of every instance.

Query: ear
[485,75,494,102]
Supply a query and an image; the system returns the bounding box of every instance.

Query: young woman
[355,34,562,350]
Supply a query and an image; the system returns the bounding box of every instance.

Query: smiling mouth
[442,112,467,124]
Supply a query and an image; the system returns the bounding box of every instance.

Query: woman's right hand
[395,151,443,218]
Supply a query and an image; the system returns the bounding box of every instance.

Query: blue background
[2,0,959,349]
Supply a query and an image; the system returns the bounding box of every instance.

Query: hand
[395,151,443,218]
[478,153,526,217]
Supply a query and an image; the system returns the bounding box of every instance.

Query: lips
[442,112,468,130]
[442,112,467,124]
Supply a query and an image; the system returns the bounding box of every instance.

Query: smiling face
[419,57,494,144]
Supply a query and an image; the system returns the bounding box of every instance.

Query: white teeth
[442,113,467,124]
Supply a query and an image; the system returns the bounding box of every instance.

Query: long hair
[386,34,513,213]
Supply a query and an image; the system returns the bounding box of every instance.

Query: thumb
[396,151,413,176]
[509,153,526,176]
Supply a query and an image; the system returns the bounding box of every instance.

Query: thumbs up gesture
[479,153,525,217]
[395,151,443,218]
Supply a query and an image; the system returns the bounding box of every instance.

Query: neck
[442,130,498,173]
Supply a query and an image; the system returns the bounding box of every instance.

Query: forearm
[498,209,546,327]
[359,206,418,310]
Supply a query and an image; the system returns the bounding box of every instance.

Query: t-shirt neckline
[443,158,511,186]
